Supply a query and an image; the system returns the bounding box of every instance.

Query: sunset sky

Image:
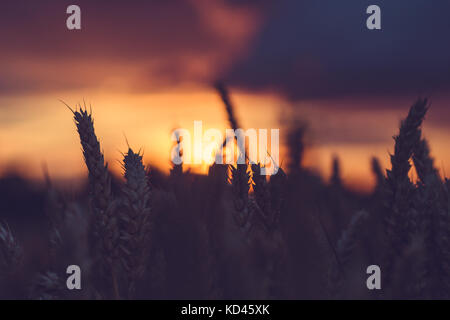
[1,0,450,192]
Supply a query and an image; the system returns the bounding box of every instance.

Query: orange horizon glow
[2,87,450,194]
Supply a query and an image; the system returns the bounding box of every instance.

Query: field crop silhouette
[0,88,448,300]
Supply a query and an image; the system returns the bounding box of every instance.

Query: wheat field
[0,90,448,300]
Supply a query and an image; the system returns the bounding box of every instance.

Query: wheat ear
[383,98,428,289]
[71,106,121,299]
[229,163,251,228]
[120,148,152,298]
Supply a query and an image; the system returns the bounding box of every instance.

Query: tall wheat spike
[384,98,428,291]
[215,82,239,131]
[120,148,152,298]
[215,82,248,161]
[71,105,121,298]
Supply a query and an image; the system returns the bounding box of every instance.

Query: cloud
[2,0,450,105]
[0,0,265,94]
[222,0,450,101]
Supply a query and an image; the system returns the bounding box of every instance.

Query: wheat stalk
[120,147,152,298]
[249,163,287,234]
[383,98,428,291]
[70,104,121,299]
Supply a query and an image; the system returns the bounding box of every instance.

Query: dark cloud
[2,0,450,101]
[0,1,216,59]
[223,0,450,100]
[0,0,263,94]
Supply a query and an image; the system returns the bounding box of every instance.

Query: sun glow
[2,89,450,193]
